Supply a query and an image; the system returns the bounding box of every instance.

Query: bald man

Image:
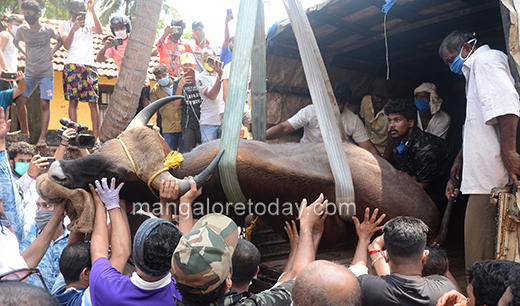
[292,260,362,306]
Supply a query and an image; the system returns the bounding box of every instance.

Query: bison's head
[46,95,223,203]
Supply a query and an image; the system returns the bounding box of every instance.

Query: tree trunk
[99,0,163,142]
[18,0,23,13]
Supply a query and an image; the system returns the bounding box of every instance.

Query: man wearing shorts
[14,0,61,146]
[60,0,102,141]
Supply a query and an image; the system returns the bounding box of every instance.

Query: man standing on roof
[190,21,210,73]
[0,15,23,91]
[439,30,520,269]
[14,0,61,147]
[156,18,192,78]
[60,0,103,143]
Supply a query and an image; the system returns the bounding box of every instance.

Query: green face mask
[14,162,30,176]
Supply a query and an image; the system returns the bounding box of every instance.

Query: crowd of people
[1,0,520,305]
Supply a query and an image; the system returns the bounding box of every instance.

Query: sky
[167,0,326,46]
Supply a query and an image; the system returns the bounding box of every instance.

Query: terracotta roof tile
[6,14,159,80]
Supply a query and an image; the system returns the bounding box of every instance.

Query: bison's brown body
[172,139,440,247]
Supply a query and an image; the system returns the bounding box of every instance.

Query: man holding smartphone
[96,15,131,75]
[59,0,103,143]
[0,70,26,119]
[155,18,192,78]
[196,48,224,143]
[173,53,202,152]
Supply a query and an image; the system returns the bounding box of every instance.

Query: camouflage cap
[172,214,238,294]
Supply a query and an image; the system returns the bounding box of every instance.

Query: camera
[56,118,96,149]
[110,38,123,46]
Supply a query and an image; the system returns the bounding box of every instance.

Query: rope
[384,12,390,80]
[118,137,164,198]
[245,216,259,235]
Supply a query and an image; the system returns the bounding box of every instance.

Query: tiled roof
[6,14,159,79]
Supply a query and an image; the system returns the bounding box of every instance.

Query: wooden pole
[251,0,267,141]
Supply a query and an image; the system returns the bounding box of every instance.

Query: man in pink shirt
[95,15,130,75]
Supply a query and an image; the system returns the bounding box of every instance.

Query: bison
[44,96,442,247]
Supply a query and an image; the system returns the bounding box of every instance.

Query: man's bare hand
[299,193,327,231]
[180,177,202,205]
[437,290,467,306]
[27,155,46,178]
[284,220,299,252]
[160,176,179,204]
[445,177,460,200]
[352,207,386,243]
[502,151,520,188]
[0,107,11,139]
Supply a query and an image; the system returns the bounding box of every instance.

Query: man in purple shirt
[87,177,183,306]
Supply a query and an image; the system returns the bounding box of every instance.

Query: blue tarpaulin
[382,0,397,13]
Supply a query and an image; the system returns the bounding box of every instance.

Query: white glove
[94,177,124,210]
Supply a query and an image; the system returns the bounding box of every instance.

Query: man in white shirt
[60,0,103,142]
[413,82,451,139]
[266,82,380,156]
[439,30,520,269]
[196,48,224,143]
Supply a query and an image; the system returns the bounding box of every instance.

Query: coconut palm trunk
[99,0,163,142]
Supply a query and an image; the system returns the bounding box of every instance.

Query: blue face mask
[449,55,465,75]
[157,76,170,87]
[449,38,477,75]
[14,162,30,176]
[414,98,430,113]
[396,142,407,154]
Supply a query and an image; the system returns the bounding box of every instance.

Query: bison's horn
[169,149,225,196]
[126,95,185,131]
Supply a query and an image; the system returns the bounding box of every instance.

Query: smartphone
[227,9,233,15]
[45,157,56,168]
[206,57,215,67]
[185,68,195,83]
[170,26,182,35]
[111,38,123,46]
[77,12,86,21]
[0,72,16,80]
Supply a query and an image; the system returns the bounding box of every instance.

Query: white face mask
[114,29,127,39]
[10,25,19,37]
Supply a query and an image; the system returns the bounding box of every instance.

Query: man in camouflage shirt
[172,195,328,306]
[385,99,455,213]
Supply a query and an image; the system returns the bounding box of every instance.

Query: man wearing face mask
[439,30,520,269]
[413,83,451,139]
[18,197,69,289]
[0,15,22,91]
[155,18,193,78]
[8,141,47,219]
[14,0,61,146]
[96,15,131,75]
[60,0,103,143]
[150,63,184,153]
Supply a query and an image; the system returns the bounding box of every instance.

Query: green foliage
[41,0,69,20]
[182,28,193,40]
[97,0,180,27]
[0,0,19,15]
